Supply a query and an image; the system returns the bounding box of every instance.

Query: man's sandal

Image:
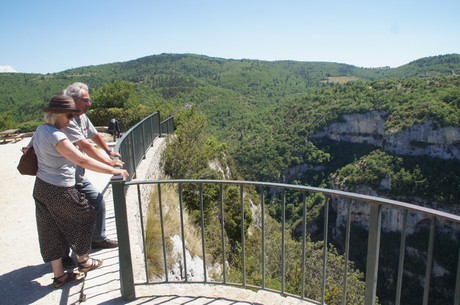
[78,257,103,273]
[52,271,83,289]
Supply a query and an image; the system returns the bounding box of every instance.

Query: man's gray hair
[63,82,89,98]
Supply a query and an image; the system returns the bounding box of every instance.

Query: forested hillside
[1,53,459,187]
[1,53,459,132]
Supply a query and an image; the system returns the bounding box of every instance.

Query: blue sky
[1,0,459,74]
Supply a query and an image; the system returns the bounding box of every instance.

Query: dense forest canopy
[1,53,459,188]
[1,53,459,184]
[1,53,459,131]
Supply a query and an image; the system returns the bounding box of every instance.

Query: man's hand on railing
[113,168,129,178]
[109,151,122,159]
[110,151,126,180]
[111,159,125,168]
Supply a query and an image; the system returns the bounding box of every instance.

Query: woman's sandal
[78,257,103,273]
[52,271,83,289]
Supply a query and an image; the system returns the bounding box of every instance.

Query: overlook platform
[0,137,312,305]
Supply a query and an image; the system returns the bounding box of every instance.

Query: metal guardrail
[113,111,174,181]
[111,177,460,305]
[109,111,460,304]
[160,116,175,135]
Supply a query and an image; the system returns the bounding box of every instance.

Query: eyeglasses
[75,97,91,104]
[66,113,75,119]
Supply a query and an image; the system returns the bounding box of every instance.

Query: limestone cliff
[310,111,460,160]
[329,182,460,236]
[306,110,460,234]
[385,121,460,160]
[311,111,386,147]
[209,153,233,180]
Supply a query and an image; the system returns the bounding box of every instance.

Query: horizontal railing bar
[126,179,460,223]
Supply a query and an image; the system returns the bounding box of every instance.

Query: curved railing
[113,111,174,181]
[111,178,460,305]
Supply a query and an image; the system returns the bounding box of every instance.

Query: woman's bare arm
[55,139,128,178]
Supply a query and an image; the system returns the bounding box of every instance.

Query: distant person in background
[107,118,121,139]
[61,82,123,268]
[32,95,129,288]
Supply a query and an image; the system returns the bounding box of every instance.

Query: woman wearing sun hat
[31,95,129,288]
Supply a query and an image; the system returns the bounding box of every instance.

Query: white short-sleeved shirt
[62,114,98,183]
[64,114,98,144]
[33,124,76,187]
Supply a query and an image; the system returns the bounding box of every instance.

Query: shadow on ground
[0,263,78,305]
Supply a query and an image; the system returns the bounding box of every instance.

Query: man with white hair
[61,82,123,267]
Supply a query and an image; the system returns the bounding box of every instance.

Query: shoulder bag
[17,146,38,176]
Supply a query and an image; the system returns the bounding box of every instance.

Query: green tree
[161,106,210,179]
[91,80,139,109]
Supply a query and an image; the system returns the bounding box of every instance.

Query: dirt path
[0,138,40,273]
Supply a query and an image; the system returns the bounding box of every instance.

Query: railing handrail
[113,111,174,181]
[113,177,460,305]
[114,111,160,150]
[127,179,460,224]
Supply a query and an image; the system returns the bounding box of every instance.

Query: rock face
[312,111,386,146]
[385,121,460,160]
[168,235,207,281]
[310,111,460,160]
[308,110,460,235]
[209,154,233,179]
[284,164,326,183]
[329,182,460,243]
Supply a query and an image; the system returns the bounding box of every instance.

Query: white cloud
[0,66,18,73]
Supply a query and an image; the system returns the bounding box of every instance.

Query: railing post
[141,122,146,160]
[261,190,266,290]
[455,247,460,305]
[423,217,435,305]
[395,209,408,305]
[301,193,307,299]
[178,183,188,281]
[219,184,227,283]
[129,133,137,179]
[157,111,162,137]
[342,199,352,305]
[365,203,382,305]
[321,197,329,304]
[240,184,246,286]
[199,184,207,282]
[111,176,135,300]
[281,190,286,295]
